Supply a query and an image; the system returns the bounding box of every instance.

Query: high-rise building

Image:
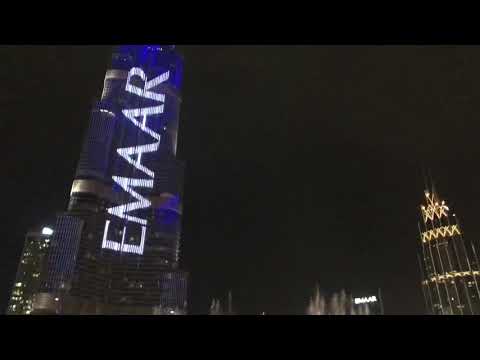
[33,45,188,315]
[418,186,480,315]
[7,227,54,315]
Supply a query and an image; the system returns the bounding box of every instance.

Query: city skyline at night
[3,45,480,314]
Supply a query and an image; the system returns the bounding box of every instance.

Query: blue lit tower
[33,46,188,315]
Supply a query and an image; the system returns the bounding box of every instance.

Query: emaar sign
[354,296,377,305]
[102,67,170,255]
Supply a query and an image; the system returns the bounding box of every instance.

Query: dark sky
[2,45,480,315]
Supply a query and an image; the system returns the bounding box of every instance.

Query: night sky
[2,45,480,315]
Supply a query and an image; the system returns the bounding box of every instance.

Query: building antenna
[421,166,429,194]
[427,168,436,198]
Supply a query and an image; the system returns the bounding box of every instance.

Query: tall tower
[33,45,188,315]
[418,186,480,315]
[7,227,54,315]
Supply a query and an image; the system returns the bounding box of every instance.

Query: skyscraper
[418,186,480,315]
[7,227,54,315]
[33,45,188,315]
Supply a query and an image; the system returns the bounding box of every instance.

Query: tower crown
[110,45,183,91]
[421,191,450,223]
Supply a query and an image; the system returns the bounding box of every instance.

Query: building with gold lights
[418,187,480,315]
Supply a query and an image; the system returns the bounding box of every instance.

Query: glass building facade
[33,45,188,315]
[418,187,480,315]
[7,227,53,315]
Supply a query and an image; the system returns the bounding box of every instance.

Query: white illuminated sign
[354,296,377,305]
[42,227,54,236]
[102,67,170,255]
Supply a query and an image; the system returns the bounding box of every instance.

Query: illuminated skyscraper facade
[7,227,53,315]
[33,45,188,315]
[418,187,480,315]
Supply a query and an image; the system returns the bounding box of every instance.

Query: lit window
[15,282,22,287]
[99,109,115,117]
